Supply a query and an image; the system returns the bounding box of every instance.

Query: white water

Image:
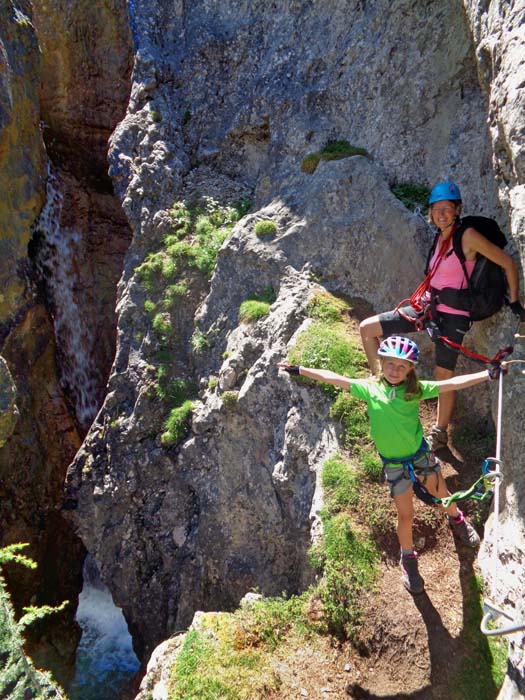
[69,581,140,700]
[31,167,101,432]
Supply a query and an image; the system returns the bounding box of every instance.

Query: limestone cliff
[1,0,525,696]
[66,8,525,697]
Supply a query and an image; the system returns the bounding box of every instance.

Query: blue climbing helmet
[378,336,419,364]
[429,181,462,205]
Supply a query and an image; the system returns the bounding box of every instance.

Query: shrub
[221,391,239,408]
[391,183,431,212]
[191,328,208,352]
[254,220,277,238]
[152,313,171,336]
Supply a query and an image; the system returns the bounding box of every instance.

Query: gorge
[1,1,525,698]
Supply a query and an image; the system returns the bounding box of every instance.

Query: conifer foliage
[0,544,67,700]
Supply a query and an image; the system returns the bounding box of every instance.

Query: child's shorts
[383,450,441,498]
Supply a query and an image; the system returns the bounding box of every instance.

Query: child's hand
[488,361,508,380]
[277,363,300,375]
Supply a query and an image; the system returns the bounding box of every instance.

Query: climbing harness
[480,341,525,637]
[380,441,442,505]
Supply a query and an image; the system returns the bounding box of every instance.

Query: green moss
[254,220,278,238]
[391,183,430,212]
[301,140,370,174]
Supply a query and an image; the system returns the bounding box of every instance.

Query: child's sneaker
[449,511,480,548]
[400,551,425,594]
[426,425,448,451]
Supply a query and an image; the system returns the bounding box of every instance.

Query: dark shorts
[378,305,471,371]
[383,450,441,498]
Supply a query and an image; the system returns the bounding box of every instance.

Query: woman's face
[381,357,414,385]
[430,199,460,230]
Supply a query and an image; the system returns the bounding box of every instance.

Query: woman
[278,336,502,594]
[359,181,525,451]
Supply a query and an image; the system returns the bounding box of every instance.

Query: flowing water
[31,166,102,433]
[68,558,140,700]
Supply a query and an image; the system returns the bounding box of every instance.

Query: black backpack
[426,216,508,321]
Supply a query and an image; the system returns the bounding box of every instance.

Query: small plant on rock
[254,220,277,238]
[301,140,370,174]
[239,286,276,323]
[391,182,431,213]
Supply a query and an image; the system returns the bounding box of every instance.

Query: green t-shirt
[349,379,440,460]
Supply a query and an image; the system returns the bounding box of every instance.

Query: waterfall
[31,166,102,433]
[69,556,140,700]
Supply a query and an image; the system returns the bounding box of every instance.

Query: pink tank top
[429,242,476,316]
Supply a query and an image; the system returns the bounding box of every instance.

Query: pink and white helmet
[378,336,419,364]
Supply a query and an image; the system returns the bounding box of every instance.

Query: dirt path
[267,400,502,700]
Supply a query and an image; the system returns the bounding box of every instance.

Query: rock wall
[464,2,525,697]
[0,0,133,687]
[64,0,525,672]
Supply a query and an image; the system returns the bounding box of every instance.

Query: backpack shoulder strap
[452,220,470,286]
[452,220,467,264]
[425,232,441,274]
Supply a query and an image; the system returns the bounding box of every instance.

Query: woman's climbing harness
[480,340,525,637]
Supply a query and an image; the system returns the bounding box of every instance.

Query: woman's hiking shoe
[449,512,480,547]
[426,425,448,451]
[400,552,425,594]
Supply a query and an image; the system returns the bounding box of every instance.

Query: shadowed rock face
[0,0,134,686]
[63,0,524,670]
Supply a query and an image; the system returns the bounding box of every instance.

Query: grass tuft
[239,287,276,323]
[161,399,194,446]
[254,220,277,238]
[301,140,370,174]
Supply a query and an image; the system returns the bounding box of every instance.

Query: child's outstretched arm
[437,364,505,393]
[277,363,365,391]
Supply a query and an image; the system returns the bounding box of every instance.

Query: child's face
[381,357,414,385]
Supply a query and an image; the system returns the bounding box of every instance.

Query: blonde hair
[379,365,422,401]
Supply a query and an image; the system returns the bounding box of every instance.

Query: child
[278,335,502,594]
